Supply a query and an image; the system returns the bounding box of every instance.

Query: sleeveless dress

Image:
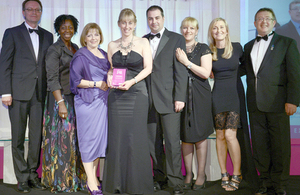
[102,50,153,194]
[181,43,214,143]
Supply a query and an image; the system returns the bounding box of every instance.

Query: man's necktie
[149,33,161,40]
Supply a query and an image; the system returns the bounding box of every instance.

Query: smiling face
[211,20,228,42]
[147,9,165,34]
[58,19,74,43]
[22,1,42,27]
[254,11,276,36]
[85,28,101,50]
[118,17,136,37]
[289,3,300,23]
[181,23,198,43]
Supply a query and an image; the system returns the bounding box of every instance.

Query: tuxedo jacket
[144,28,188,114]
[276,21,300,53]
[0,22,53,102]
[241,32,300,113]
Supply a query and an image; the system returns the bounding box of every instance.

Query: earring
[195,35,198,42]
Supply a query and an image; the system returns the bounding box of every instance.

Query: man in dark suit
[0,0,53,193]
[276,1,300,53]
[144,5,188,195]
[242,8,300,195]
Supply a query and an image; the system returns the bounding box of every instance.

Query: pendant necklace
[186,42,196,53]
[120,36,134,53]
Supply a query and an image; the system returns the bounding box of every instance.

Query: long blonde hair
[208,17,233,61]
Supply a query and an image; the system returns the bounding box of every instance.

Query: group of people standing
[0,1,300,195]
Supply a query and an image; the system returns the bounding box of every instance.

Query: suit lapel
[20,23,36,62]
[287,21,300,39]
[257,33,278,73]
[37,26,45,64]
[154,30,169,59]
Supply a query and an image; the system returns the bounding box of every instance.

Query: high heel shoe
[87,184,103,195]
[183,172,194,190]
[193,174,207,191]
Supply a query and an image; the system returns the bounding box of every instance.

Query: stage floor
[1,176,300,195]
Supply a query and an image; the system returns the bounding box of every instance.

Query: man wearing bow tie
[241,8,300,195]
[144,5,188,195]
[0,0,53,193]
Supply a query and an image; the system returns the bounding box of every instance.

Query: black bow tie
[256,35,268,42]
[256,31,274,42]
[29,28,39,34]
[149,33,161,40]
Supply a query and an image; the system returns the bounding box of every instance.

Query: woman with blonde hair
[208,17,243,191]
[102,8,153,194]
[176,16,214,191]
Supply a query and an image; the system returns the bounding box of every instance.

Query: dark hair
[54,14,79,36]
[254,7,277,22]
[290,1,300,10]
[22,0,42,11]
[146,5,164,17]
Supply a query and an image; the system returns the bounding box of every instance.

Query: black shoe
[255,186,267,195]
[153,181,161,192]
[28,178,46,190]
[275,188,286,195]
[173,184,184,195]
[17,182,31,193]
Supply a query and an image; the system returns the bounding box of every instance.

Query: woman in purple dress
[70,23,110,195]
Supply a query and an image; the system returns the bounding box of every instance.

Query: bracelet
[94,81,96,87]
[134,77,137,84]
[57,99,64,104]
[187,63,192,69]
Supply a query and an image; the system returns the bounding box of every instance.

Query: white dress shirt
[25,22,39,61]
[250,33,274,76]
[150,27,165,59]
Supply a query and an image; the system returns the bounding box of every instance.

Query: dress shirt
[150,27,165,59]
[25,22,39,61]
[250,32,274,76]
[291,19,300,36]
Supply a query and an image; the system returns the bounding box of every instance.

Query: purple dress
[70,47,110,162]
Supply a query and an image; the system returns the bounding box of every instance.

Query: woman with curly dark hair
[41,14,86,192]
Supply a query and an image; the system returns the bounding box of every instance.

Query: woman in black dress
[102,8,153,194]
[208,17,243,191]
[176,17,214,191]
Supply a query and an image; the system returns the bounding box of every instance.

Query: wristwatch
[187,63,192,69]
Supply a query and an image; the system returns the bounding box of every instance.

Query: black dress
[103,50,153,194]
[181,43,214,143]
[212,42,243,116]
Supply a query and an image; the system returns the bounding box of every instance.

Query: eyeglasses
[256,18,274,22]
[290,7,300,11]
[25,8,42,13]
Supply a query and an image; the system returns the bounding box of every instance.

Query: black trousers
[147,105,183,187]
[249,109,290,191]
[8,89,43,182]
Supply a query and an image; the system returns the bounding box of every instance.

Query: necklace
[186,42,196,53]
[120,36,134,53]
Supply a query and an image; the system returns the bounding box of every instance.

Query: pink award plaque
[112,68,127,86]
